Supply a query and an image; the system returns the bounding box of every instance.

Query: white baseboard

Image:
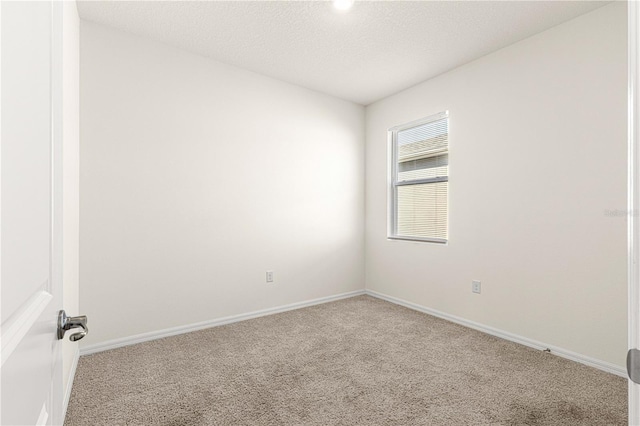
[365,289,627,378]
[80,290,366,356]
[62,347,80,420]
[78,287,626,378]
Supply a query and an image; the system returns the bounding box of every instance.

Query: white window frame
[388,111,449,244]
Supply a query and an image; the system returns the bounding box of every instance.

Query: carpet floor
[65,295,627,425]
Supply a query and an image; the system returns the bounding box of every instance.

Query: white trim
[388,111,450,244]
[0,2,3,423]
[388,110,449,132]
[78,288,625,379]
[630,1,640,424]
[35,403,48,426]
[1,289,53,366]
[365,289,627,378]
[62,348,79,421]
[80,290,366,356]
[50,2,66,423]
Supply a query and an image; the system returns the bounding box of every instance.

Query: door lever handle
[57,310,88,342]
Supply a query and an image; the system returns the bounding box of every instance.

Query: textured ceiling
[77,1,610,105]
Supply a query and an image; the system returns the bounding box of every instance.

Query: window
[389,112,449,243]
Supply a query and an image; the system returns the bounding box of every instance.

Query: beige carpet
[65,295,627,425]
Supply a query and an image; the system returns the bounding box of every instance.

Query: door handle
[57,310,88,342]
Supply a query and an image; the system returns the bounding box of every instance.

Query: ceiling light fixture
[333,0,354,12]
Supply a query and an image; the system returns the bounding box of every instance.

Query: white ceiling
[77,1,610,105]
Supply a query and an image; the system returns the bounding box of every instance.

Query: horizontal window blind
[398,153,448,181]
[397,117,448,161]
[391,114,448,242]
[397,182,448,240]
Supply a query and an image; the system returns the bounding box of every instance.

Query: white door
[1,1,65,425]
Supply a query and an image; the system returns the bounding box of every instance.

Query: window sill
[387,235,447,244]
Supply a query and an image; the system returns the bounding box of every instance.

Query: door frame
[629,1,639,424]
[50,1,65,424]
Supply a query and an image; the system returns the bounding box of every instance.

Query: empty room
[2,0,640,425]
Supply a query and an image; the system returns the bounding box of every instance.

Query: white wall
[62,0,80,406]
[365,3,627,367]
[79,22,365,346]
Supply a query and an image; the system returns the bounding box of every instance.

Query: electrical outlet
[266,271,274,283]
[472,280,481,294]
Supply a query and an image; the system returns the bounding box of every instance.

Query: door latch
[628,349,640,384]
[57,310,88,342]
